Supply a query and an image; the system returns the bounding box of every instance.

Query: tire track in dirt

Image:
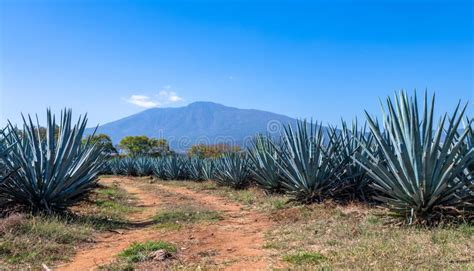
[57,177,280,270]
[150,183,282,270]
[56,177,162,270]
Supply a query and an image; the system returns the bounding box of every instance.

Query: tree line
[84,134,240,157]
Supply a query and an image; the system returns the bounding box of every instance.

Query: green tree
[149,138,172,156]
[187,143,241,159]
[83,134,118,156]
[119,136,171,156]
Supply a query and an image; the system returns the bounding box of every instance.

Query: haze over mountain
[86,102,299,151]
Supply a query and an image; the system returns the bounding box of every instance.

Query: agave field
[103,92,473,224]
[0,91,473,269]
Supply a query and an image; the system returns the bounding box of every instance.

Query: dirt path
[56,178,161,270]
[56,177,279,270]
[151,183,280,270]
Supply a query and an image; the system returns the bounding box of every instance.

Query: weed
[118,241,177,263]
[283,251,326,265]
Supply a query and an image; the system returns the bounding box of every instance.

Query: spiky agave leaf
[0,129,11,179]
[274,120,346,202]
[135,156,154,176]
[355,91,474,223]
[247,134,283,192]
[463,117,474,172]
[0,128,17,182]
[106,157,122,175]
[188,156,205,181]
[459,117,474,200]
[120,157,136,176]
[332,119,375,201]
[1,109,106,212]
[0,129,16,207]
[163,155,188,180]
[152,157,167,179]
[214,152,251,189]
[201,158,215,180]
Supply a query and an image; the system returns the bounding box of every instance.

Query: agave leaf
[0,109,106,212]
[354,91,473,223]
[247,134,283,192]
[214,152,251,189]
[273,120,346,202]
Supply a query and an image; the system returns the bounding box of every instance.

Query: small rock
[149,249,172,261]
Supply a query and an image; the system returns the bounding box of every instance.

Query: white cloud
[158,90,183,103]
[125,87,184,108]
[125,95,158,108]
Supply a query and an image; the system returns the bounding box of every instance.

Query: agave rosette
[214,152,251,189]
[355,92,474,223]
[135,156,154,176]
[333,119,375,200]
[247,134,283,192]
[1,109,106,212]
[273,120,346,202]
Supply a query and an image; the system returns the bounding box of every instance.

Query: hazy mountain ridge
[86,101,300,151]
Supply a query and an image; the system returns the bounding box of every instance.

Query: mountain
[86,101,300,151]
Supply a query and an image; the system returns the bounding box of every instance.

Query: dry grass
[160,180,291,212]
[0,183,138,270]
[153,208,222,231]
[156,179,474,270]
[264,202,473,270]
[0,213,93,270]
[71,182,139,230]
[135,181,225,232]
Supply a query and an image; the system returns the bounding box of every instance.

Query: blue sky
[1,0,473,127]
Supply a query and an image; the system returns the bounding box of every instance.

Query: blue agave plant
[1,109,106,212]
[0,128,16,184]
[330,119,375,201]
[247,134,283,193]
[106,157,122,175]
[152,157,167,179]
[163,155,188,180]
[188,156,205,181]
[134,156,154,176]
[120,157,136,176]
[201,158,215,180]
[214,152,251,189]
[355,92,473,223]
[274,121,346,202]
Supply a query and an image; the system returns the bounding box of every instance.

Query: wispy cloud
[125,86,183,108]
[125,95,159,108]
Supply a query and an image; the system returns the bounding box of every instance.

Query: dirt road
[57,177,280,270]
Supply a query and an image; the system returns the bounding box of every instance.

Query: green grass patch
[154,222,183,231]
[98,262,135,271]
[93,185,137,219]
[283,251,326,265]
[118,241,177,263]
[71,183,138,231]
